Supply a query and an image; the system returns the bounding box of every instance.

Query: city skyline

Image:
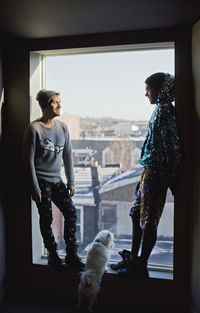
[46,48,174,121]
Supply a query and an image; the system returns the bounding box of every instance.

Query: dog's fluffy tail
[82,275,92,288]
[80,271,94,288]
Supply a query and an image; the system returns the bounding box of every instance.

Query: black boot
[110,259,127,271]
[110,250,131,271]
[48,251,66,271]
[65,252,85,270]
[118,257,149,280]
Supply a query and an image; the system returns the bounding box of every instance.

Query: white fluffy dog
[77,230,114,312]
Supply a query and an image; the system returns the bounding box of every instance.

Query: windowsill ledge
[34,257,173,280]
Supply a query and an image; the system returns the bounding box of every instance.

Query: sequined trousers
[129,166,169,229]
[36,179,78,254]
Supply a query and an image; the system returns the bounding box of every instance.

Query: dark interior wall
[1,27,195,312]
[190,19,200,313]
[1,38,32,286]
[0,50,5,310]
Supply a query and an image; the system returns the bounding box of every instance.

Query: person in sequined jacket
[110,72,183,279]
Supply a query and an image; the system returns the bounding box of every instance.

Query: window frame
[30,41,175,279]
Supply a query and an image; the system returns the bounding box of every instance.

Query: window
[30,43,174,278]
[101,204,117,231]
[103,147,114,166]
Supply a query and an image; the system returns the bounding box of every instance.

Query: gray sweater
[23,119,75,198]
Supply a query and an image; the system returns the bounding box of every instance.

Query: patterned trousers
[36,179,78,254]
[129,167,169,230]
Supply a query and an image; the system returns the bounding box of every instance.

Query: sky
[45,48,174,121]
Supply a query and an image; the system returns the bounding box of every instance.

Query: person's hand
[67,184,75,197]
[34,192,42,203]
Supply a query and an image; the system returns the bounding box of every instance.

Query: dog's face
[94,230,114,248]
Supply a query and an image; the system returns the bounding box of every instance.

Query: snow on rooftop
[102,167,143,186]
[100,167,143,194]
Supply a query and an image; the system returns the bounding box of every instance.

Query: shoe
[110,249,133,271]
[65,253,85,270]
[118,249,132,259]
[110,260,127,271]
[48,252,67,271]
[118,260,149,280]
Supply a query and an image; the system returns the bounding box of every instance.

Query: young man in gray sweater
[23,89,84,270]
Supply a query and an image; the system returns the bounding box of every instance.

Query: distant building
[56,113,80,139]
[72,148,94,166]
[99,168,142,236]
[99,167,174,238]
[79,118,148,139]
[114,123,139,137]
[71,138,144,170]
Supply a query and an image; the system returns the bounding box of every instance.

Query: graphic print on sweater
[40,138,64,154]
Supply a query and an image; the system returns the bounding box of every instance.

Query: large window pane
[45,47,174,270]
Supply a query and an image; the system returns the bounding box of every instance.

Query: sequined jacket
[140,102,183,180]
